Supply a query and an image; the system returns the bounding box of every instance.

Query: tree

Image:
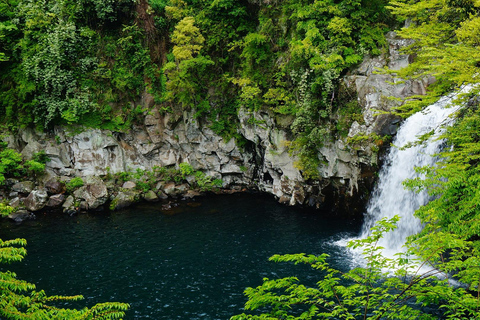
[232,1,480,317]
[386,0,480,116]
[231,217,480,319]
[0,206,129,319]
[163,16,214,108]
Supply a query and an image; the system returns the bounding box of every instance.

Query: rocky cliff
[2,32,430,218]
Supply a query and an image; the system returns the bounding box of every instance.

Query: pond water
[1,193,362,319]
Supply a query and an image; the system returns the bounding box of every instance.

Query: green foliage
[66,177,84,193]
[179,162,194,178]
[385,0,480,116]
[0,142,51,183]
[0,148,22,184]
[23,150,50,177]
[24,160,45,176]
[0,236,129,319]
[0,0,160,130]
[1,0,391,178]
[194,171,223,192]
[0,203,15,218]
[110,164,222,193]
[232,216,480,320]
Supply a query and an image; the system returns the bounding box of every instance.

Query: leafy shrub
[194,171,223,191]
[32,150,50,164]
[179,162,194,179]
[24,160,45,176]
[66,177,84,193]
[0,203,15,217]
[0,144,23,184]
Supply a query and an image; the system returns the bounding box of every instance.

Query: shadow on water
[1,193,362,319]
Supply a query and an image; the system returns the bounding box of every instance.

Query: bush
[66,177,84,193]
[194,171,222,191]
[179,162,194,179]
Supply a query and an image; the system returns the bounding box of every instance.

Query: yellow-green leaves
[232,216,480,319]
[0,236,130,319]
[457,16,480,46]
[171,16,205,62]
[385,0,480,116]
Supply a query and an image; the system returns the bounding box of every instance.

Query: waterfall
[360,91,464,255]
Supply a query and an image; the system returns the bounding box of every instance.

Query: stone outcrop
[345,32,434,140]
[73,176,108,210]
[110,189,140,211]
[1,31,427,215]
[12,181,35,194]
[24,189,48,212]
[8,210,35,223]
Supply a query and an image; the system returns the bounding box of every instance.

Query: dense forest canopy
[0,0,392,177]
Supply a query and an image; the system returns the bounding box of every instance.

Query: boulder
[45,179,66,195]
[122,181,136,189]
[143,190,158,202]
[4,178,19,187]
[62,195,77,215]
[9,197,21,208]
[110,190,139,210]
[73,176,108,210]
[46,194,65,207]
[24,189,48,212]
[12,181,35,194]
[184,190,201,199]
[8,210,35,223]
[157,191,169,200]
[163,182,176,196]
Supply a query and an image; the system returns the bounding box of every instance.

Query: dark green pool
[0,193,361,319]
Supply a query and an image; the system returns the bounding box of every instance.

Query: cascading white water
[360,91,464,255]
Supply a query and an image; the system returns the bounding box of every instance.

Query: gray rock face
[1,29,424,210]
[345,31,431,139]
[24,189,48,212]
[62,195,77,215]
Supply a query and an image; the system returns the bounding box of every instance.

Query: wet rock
[161,201,179,211]
[12,181,35,194]
[110,190,139,210]
[9,197,21,208]
[157,191,169,200]
[122,181,136,189]
[24,189,48,212]
[8,210,35,223]
[73,176,108,210]
[184,190,201,199]
[143,190,158,202]
[9,191,19,198]
[63,195,77,215]
[5,178,19,187]
[163,182,176,196]
[46,194,65,207]
[176,184,189,193]
[45,179,66,195]
[278,195,290,204]
[289,183,306,206]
